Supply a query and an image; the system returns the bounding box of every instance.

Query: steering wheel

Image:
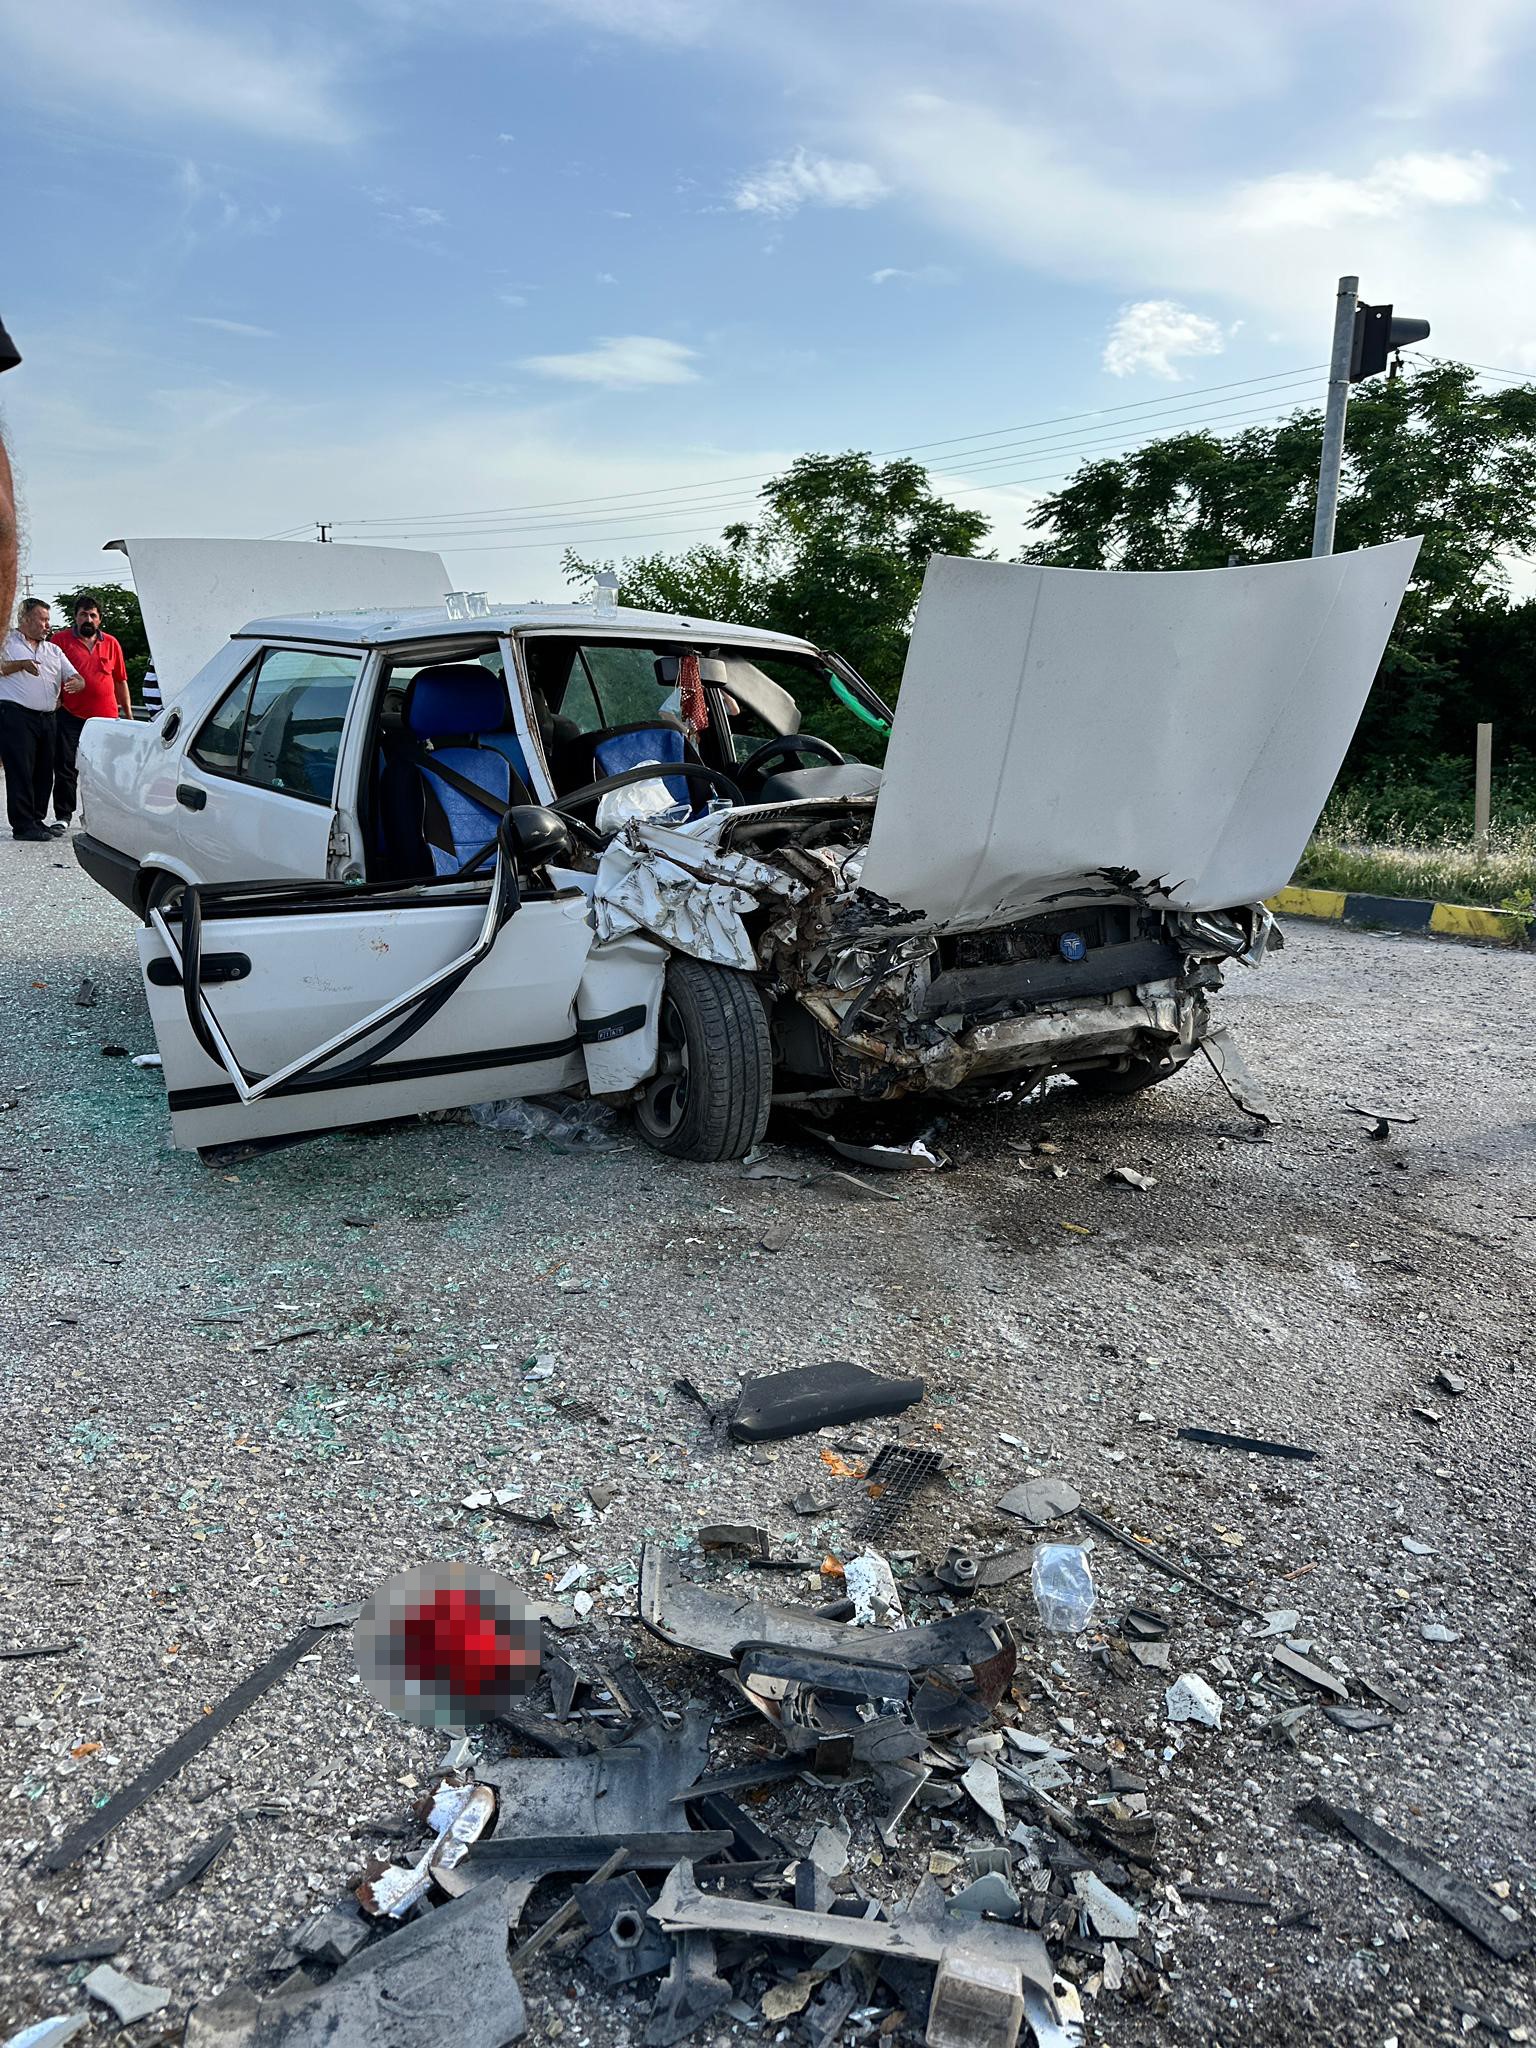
[551,760,744,837]
[736,733,845,783]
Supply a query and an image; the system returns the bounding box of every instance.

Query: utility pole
[1311,275,1358,557]
[1474,723,1492,854]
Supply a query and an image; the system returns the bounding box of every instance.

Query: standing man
[51,594,130,827]
[0,600,83,839]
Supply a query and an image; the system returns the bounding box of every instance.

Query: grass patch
[1296,786,1536,908]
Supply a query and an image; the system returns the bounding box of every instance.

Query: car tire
[1071,1053,1190,1098]
[634,958,772,1162]
[139,869,185,924]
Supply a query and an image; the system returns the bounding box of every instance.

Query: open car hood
[104,537,449,702]
[859,541,1421,933]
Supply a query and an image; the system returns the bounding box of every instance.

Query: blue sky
[4,0,1534,606]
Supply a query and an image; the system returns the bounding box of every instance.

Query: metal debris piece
[189,1875,528,2046]
[936,1547,980,1593]
[292,1904,372,1969]
[5,2022,90,2048]
[482,1708,710,1843]
[84,1965,171,2025]
[34,1938,122,1966]
[1177,1427,1317,1461]
[155,1821,237,1901]
[1128,1642,1170,1670]
[811,1169,903,1203]
[577,1873,673,1986]
[698,1524,769,1557]
[1344,1102,1418,1129]
[1179,1884,1270,1907]
[650,1861,1059,2042]
[1421,1622,1461,1644]
[510,1845,629,1972]
[1165,1673,1223,1727]
[645,1930,733,2047]
[471,1832,732,1880]
[1435,1368,1466,1396]
[728,1361,925,1443]
[38,1623,324,1873]
[1297,1799,1532,1961]
[639,1544,1014,1691]
[874,1761,931,1847]
[857,1442,946,1541]
[1105,1166,1156,1190]
[961,1758,1009,1836]
[996,1478,1080,1528]
[74,977,99,1007]
[309,1601,365,1630]
[844,1550,906,1627]
[357,1779,495,1919]
[1078,1507,1259,1614]
[1270,1646,1349,1700]
[1200,1024,1273,1123]
[951,1872,1021,1921]
[0,1640,78,1661]
[1323,1706,1394,1734]
[1258,1608,1300,1637]
[1022,1976,1086,2048]
[1123,1607,1169,1639]
[1070,1870,1140,1939]
[668,1760,803,1801]
[974,1551,1033,1590]
[800,1123,951,1173]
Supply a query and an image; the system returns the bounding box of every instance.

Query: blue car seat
[586,718,692,809]
[379,665,534,878]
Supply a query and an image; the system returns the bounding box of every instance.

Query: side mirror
[502,804,574,871]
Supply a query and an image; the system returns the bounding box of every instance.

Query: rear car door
[173,646,364,885]
[138,856,602,1151]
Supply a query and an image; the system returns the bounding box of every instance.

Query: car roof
[232,600,821,657]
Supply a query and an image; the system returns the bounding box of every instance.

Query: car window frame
[187,642,365,808]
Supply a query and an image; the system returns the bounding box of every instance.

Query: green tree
[46,582,153,701]
[1019,363,1536,769]
[567,452,990,754]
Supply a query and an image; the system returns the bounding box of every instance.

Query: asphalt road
[1,831,1533,2047]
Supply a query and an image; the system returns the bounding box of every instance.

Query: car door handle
[176,783,207,811]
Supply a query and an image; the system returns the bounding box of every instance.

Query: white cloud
[497,132,516,143]
[499,293,529,309]
[188,317,277,339]
[1231,150,1502,232]
[732,149,887,218]
[869,264,956,286]
[520,335,701,388]
[1103,300,1226,379]
[0,0,355,143]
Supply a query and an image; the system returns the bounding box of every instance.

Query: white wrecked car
[76,535,1418,1158]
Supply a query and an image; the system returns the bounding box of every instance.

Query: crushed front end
[724,803,1277,1101]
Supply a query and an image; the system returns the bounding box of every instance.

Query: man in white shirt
[1,598,84,839]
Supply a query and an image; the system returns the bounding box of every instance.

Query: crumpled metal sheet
[592,816,804,971]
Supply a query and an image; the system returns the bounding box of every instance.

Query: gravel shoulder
[1,835,1533,2045]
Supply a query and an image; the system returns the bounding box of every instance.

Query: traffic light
[1350,303,1431,382]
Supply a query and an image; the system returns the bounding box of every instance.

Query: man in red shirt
[50,594,131,828]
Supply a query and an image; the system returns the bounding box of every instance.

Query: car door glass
[582,645,673,729]
[189,663,259,776]
[239,649,364,802]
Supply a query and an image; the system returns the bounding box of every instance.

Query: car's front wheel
[633,958,772,1161]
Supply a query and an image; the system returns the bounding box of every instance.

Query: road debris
[1079,1506,1259,1614]
[1200,1023,1273,1122]
[727,1361,925,1442]
[37,1623,326,1873]
[1298,1799,1532,1961]
[1165,1672,1223,1727]
[1176,1427,1318,1461]
[0,1640,77,1661]
[1105,1166,1156,1190]
[83,1964,171,2025]
[997,1477,1081,1528]
[4,2021,90,2048]
[1030,1544,1097,1633]
[154,1821,237,1901]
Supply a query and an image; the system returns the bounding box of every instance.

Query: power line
[329,362,1326,532]
[390,389,1335,560]
[338,388,1330,549]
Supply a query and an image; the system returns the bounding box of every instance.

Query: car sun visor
[860,541,1421,932]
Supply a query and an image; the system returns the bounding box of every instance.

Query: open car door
[137,852,605,1151]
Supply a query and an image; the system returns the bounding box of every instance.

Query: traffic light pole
[1311,274,1358,557]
